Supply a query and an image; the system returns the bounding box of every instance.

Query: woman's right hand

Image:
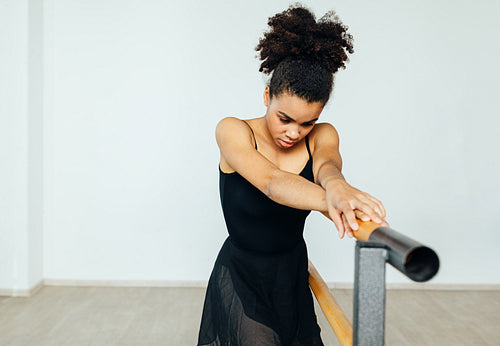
[324,179,388,239]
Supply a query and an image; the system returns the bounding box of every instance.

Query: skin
[217,85,388,238]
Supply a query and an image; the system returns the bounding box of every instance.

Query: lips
[279,139,295,148]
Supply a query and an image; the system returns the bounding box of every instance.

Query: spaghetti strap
[242,120,258,150]
[305,135,312,159]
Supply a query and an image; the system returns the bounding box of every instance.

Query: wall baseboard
[44,280,500,291]
[326,282,500,291]
[2,280,499,297]
[43,279,209,288]
[0,279,44,297]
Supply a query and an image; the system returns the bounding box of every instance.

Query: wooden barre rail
[353,220,381,241]
[306,220,376,345]
[308,259,353,346]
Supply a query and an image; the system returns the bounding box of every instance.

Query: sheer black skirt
[197,237,324,346]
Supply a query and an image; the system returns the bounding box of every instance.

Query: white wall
[1,0,499,292]
[305,0,500,283]
[0,0,44,293]
[28,0,45,290]
[0,0,28,292]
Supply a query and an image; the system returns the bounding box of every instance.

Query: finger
[354,210,370,222]
[342,213,354,238]
[360,193,383,217]
[334,215,345,238]
[365,195,386,218]
[328,206,345,238]
[380,218,390,227]
[350,200,383,224]
[341,206,359,231]
[362,199,385,221]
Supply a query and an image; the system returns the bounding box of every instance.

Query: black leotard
[220,126,313,253]
[198,121,324,345]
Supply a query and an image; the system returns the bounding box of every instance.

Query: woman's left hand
[325,180,388,238]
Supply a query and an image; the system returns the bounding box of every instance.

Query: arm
[311,123,387,238]
[216,117,328,212]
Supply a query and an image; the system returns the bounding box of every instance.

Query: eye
[302,122,315,127]
[279,118,291,123]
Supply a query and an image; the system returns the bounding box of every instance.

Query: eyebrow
[278,111,319,124]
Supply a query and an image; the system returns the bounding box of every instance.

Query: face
[263,86,324,150]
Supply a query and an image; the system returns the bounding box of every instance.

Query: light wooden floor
[0,286,499,345]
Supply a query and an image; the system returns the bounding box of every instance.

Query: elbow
[265,184,273,199]
[264,169,284,201]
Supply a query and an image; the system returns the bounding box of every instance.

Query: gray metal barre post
[352,223,440,345]
[353,242,388,346]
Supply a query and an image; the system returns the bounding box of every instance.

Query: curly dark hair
[255,3,354,104]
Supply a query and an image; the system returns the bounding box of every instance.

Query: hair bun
[256,4,354,75]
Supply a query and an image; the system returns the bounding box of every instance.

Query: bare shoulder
[309,122,340,150]
[310,123,343,177]
[216,116,247,135]
[215,117,254,146]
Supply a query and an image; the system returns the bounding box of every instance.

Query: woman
[198,4,387,345]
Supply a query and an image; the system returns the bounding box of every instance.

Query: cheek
[270,119,285,133]
[303,126,315,135]
[295,126,314,139]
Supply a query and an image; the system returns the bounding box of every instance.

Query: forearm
[317,161,347,190]
[266,170,328,212]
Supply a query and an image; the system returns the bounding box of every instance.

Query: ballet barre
[308,221,440,346]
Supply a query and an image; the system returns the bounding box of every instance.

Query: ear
[263,85,270,107]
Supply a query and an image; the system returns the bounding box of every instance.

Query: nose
[286,125,300,140]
